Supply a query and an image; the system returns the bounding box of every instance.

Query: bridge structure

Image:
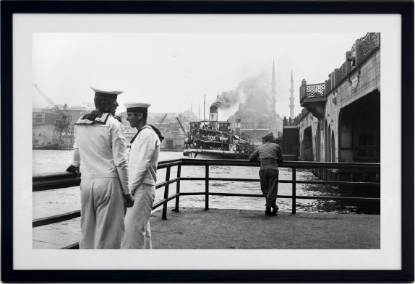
[298,33,380,169]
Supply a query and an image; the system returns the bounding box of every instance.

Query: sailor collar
[75,112,112,125]
[130,125,152,144]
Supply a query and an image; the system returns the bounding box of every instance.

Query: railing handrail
[33,159,380,182]
[180,158,380,169]
[32,158,184,180]
[33,157,380,250]
[299,33,380,107]
[33,159,380,191]
[33,171,76,182]
[304,82,326,87]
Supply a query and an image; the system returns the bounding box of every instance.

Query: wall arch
[327,124,333,162]
[324,120,328,162]
[338,90,380,162]
[331,131,336,162]
[302,126,313,161]
[316,121,321,161]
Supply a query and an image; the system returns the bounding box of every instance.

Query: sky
[32,32,365,119]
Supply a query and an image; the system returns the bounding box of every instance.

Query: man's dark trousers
[259,168,279,207]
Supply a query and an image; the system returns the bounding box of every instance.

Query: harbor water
[33,150,368,220]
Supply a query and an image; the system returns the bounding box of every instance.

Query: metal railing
[300,83,326,103]
[299,32,381,104]
[33,158,380,249]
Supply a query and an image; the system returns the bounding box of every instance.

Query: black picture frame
[2,1,413,282]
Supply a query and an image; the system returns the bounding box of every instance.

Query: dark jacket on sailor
[249,142,284,170]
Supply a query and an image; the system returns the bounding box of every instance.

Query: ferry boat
[183,132,255,159]
[183,106,256,159]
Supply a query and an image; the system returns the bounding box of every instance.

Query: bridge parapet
[300,32,380,106]
[300,81,325,102]
[299,80,326,119]
[299,32,380,120]
[357,32,381,64]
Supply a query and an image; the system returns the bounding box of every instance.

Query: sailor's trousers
[80,178,125,249]
[121,183,155,249]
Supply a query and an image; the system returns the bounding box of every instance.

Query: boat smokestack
[209,105,218,130]
[235,118,241,136]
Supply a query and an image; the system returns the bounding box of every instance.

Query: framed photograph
[2,1,413,282]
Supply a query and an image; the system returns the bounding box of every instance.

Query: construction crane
[158,114,168,126]
[177,117,193,149]
[33,84,73,149]
[176,117,187,135]
[154,114,168,133]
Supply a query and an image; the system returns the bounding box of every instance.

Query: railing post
[292,167,296,214]
[162,166,171,220]
[173,164,181,212]
[205,162,209,210]
[300,79,307,103]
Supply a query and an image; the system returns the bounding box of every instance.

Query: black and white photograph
[3,2,413,282]
[32,31,382,250]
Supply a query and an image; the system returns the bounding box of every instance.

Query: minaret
[270,60,277,116]
[289,70,295,119]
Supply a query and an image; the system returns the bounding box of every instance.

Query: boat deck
[33,208,380,249]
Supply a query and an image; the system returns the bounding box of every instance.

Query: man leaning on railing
[249,133,284,216]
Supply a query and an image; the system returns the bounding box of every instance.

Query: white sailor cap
[124,102,151,113]
[91,87,123,98]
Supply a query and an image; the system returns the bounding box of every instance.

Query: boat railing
[33,158,380,249]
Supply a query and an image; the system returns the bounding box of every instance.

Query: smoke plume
[225,69,279,125]
[210,68,280,128]
[211,69,270,111]
[211,90,240,109]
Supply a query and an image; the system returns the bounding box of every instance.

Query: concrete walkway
[151,208,380,249]
[33,207,380,249]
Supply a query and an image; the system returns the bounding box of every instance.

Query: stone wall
[298,49,380,162]
[33,125,55,146]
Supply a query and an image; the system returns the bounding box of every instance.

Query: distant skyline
[32,20,367,120]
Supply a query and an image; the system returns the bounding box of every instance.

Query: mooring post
[162,166,171,220]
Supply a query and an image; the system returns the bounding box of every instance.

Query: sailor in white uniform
[121,102,161,249]
[67,88,134,249]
